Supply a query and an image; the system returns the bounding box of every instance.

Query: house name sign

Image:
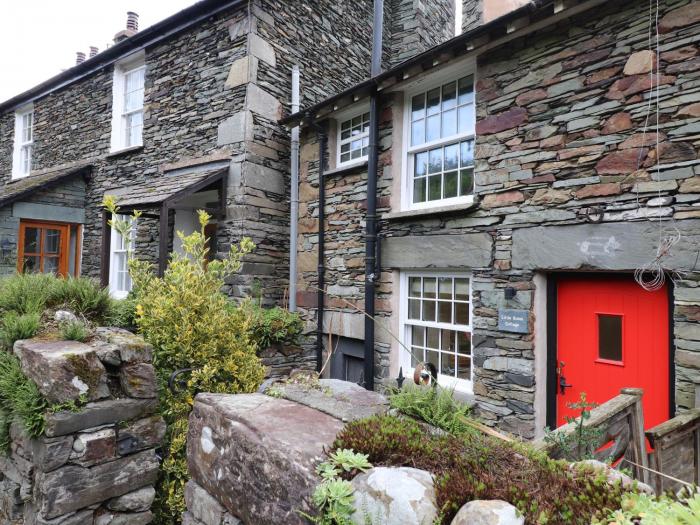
[497,308,529,334]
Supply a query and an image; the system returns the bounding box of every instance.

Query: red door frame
[545,273,675,430]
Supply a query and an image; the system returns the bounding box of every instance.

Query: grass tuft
[59,320,90,342]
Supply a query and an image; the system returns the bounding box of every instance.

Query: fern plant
[603,491,700,524]
[388,384,472,435]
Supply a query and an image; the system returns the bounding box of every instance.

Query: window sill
[382,200,478,221]
[107,145,143,159]
[324,159,368,177]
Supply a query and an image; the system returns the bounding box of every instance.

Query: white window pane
[442,82,457,110]
[458,76,474,105]
[442,109,457,137]
[455,279,469,301]
[426,88,440,115]
[426,114,440,142]
[458,104,474,135]
[428,148,442,174]
[411,119,425,146]
[411,94,425,121]
[460,140,474,167]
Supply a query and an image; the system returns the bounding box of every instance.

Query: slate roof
[0,162,92,209]
[104,167,227,209]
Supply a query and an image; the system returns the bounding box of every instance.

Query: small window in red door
[597,313,623,365]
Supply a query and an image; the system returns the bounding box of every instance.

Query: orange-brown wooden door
[17,221,71,276]
[556,277,669,429]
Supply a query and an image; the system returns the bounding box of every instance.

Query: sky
[0,0,198,103]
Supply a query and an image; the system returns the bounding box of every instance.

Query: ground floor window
[17,220,81,277]
[109,215,135,299]
[400,272,473,391]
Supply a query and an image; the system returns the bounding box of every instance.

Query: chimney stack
[76,52,86,65]
[114,11,139,44]
[89,46,99,58]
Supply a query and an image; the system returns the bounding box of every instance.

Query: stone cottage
[0,0,455,304]
[286,0,700,439]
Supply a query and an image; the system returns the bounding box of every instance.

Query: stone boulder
[451,500,524,525]
[187,393,345,525]
[572,459,655,495]
[275,378,388,421]
[350,467,438,525]
[14,340,109,403]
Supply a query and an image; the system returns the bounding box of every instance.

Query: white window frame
[399,271,474,393]
[110,53,145,153]
[336,109,370,167]
[401,60,476,211]
[109,215,136,299]
[12,105,34,179]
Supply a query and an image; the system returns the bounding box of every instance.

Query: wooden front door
[556,276,669,429]
[17,221,71,276]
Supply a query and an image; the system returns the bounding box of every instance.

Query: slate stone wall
[389,0,456,67]
[0,0,456,311]
[296,0,700,438]
[0,328,164,524]
[462,0,483,33]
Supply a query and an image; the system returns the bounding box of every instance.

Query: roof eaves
[281,0,614,128]
[0,164,92,209]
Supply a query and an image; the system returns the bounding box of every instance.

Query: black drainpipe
[310,116,327,373]
[363,0,384,391]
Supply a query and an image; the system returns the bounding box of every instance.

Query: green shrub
[334,415,632,524]
[602,491,700,524]
[236,299,304,349]
[105,204,266,525]
[388,384,473,435]
[0,312,41,350]
[107,295,138,330]
[50,277,113,322]
[0,273,57,315]
[59,320,90,342]
[0,350,48,443]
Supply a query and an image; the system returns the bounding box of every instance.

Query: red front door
[556,276,669,429]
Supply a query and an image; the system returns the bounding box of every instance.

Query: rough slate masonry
[294,0,700,438]
[0,0,456,303]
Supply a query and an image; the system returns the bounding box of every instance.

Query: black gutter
[309,117,327,373]
[363,0,384,391]
[0,0,245,113]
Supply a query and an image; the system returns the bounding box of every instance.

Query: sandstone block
[44,398,158,437]
[276,379,388,421]
[595,148,647,175]
[94,510,153,525]
[94,327,152,363]
[187,393,345,525]
[70,428,116,467]
[477,107,528,135]
[38,449,159,518]
[107,486,156,512]
[350,467,438,525]
[14,340,109,404]
[659,3,700,33]
[117,415,167,456]
[623,50,655,76]
[185,480,226,525]
[120,363,157,398]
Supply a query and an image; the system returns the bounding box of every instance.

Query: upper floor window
[338,112,370,166]
[404,74,475,209]
[12,106,34,179]
[111,55,145,152]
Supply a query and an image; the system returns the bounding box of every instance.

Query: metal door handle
[559,375,573,394]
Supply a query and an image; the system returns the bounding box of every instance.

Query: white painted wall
[172,190,218,255]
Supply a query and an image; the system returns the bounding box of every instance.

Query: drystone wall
[295,0,700,438]
[0,328,164,524]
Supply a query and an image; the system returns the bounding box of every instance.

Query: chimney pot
[89,46,99,58]
[126,11,139,32]
[76,52,86,65]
